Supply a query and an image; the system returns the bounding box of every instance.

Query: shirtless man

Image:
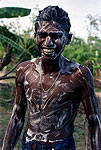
[2,6,101,150]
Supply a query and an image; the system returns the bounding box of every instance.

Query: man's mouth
[43,49,54,53]
[42,49,55,56]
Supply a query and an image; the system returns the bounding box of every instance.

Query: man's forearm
[91,127,101,150]
[2,116,24,150]
[90,114,101,150]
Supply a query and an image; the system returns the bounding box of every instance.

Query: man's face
[34,21,68,60]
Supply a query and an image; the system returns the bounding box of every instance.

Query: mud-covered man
[2,6,101,150]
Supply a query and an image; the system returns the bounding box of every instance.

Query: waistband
[22,132,75,150]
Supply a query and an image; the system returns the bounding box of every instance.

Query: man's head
[34,6,72,60]
[35,5,71,35]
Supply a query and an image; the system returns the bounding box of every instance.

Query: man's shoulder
[16,58,40,71]
[63,57,92,77]
[16,58,40,76]
[78,65,93,81]
[16,60,31,73]
[79,65,91,75]
[63,58,80,74]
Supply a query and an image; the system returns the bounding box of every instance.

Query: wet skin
[2,21,101,150]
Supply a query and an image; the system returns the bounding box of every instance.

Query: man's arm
[80,66,101,150]
[2,65,27,150]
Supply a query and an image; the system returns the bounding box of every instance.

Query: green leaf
[0,34,23,51]
[16,50,25,59]
[0,7,31,18]
[0,25,24,44]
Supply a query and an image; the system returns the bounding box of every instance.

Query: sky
[0,0,101,40]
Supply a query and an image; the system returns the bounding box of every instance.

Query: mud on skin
[2,5,101,150]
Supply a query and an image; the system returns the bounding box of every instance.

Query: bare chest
[24,70,81,112]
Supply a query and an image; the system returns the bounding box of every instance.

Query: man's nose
[44,36,54,47]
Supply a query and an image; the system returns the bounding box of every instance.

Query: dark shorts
[22,133,75,150]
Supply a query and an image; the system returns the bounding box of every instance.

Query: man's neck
[41,55,63,74]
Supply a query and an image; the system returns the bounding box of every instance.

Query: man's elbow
[88,114,101,129]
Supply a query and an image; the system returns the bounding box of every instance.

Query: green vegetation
[0,85,27,150]
[63,14,101,75]
[0,7,31,18]
[95,88,101,92]
[0,6,37,74]
[63,35,101,75]
[0,85,13,148]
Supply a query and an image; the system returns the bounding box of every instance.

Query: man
[2,6,101,150]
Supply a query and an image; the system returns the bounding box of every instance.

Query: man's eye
[53,35,59,39]
[39,34,46,38]
[38,33,47,38]
[51,33,62,39]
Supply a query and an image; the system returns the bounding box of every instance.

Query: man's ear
[34,32,36,38]
[34,32,37,44]
[66,33,73,45]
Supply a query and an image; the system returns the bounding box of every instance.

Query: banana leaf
[0,7,31,18]
[0,34,23,51]
[0,26,25,45]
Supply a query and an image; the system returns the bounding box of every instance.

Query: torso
[17,57,84,141]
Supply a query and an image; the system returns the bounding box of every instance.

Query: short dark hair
[35,5,71,34]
